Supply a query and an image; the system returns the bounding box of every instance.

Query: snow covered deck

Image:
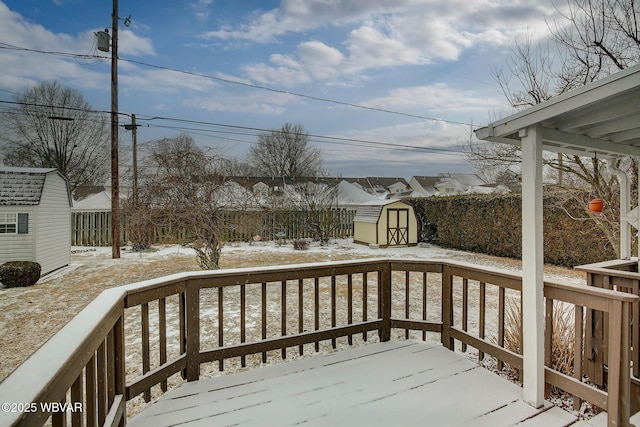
[0,258,636,427]
[129,341,577,427]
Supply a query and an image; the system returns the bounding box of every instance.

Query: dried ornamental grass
[502,299,575,378]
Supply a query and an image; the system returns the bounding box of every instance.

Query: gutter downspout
[609,159,631,260]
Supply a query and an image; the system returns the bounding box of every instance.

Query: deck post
[379,262,392,342]
[185,283,200,381]
[521,125,545,408]
[606,299,631,427]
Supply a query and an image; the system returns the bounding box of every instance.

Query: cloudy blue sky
[0,0,562,178]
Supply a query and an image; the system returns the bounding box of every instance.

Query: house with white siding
[0,167,72,276]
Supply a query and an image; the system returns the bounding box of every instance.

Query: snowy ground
[0,239,588,418]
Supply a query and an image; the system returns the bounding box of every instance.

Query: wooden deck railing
[0,259,636,427]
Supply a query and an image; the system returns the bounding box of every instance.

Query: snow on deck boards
[129,341,577,427]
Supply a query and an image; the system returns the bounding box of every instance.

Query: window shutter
[17,213,29,234]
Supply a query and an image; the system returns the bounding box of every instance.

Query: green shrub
[405,192,616,267]
[0,261,41,288]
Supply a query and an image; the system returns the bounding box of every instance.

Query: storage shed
[0,167,72,276]
[353,200,417,247]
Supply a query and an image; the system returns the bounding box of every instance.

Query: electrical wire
[0,99,468,156]
[0,42,478,127]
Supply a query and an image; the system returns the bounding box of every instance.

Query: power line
[121,58,475,127]
[0,97,466,155]
[0,42,477,127]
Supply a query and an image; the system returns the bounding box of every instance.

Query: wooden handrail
[0,258,637,427]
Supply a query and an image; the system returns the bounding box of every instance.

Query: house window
[0,213,17,234]
[0,213,28,234]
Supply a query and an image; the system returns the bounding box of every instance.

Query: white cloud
[120,67,219,95]
[186,91,299,115]
[323,120,471,174]
[191,0,214,22]
[202,0,558,87]
[361,84,504,113]
[0,3,155,93]
[118,29,156,57]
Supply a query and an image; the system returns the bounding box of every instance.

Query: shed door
[387,208,409,246]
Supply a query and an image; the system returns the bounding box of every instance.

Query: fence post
[441,264,454,350]
[379,262,392,342]
[185,282,200,382]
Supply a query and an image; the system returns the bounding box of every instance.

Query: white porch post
[521,125,545,407]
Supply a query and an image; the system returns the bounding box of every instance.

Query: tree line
[1,81,328,269]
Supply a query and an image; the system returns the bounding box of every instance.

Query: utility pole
[110,0,121,258]
[124,114,139,207]
[131,114,138,207]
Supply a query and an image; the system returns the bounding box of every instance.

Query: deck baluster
[298,279,304,355]
[96,341,106,424]
[348,274,353,345]
[282,280,287,359]
[158,298,167,392]
[574,305,584,410]
[405,271,410,339]
[544,298,554,396]
[497,287,505,371]
[462,278,468,352]
[85,354,96,427]
[141,302,151,401]
[479,282,486,361]
[71,373,83,426]
[363,272,368,341]
[331,276,337,348]
[218,287,224,371]
[241,284,246,367]
[262,282,267,363]
[314,277,320,352]
[422,272,428,341]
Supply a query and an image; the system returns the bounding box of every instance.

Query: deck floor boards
[130,341,577,427]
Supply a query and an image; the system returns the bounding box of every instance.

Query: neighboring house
[336,181,378,210]
[409,173,509,197]
[408,176,441,197]
[343,177,411,197]
[72,189,112,213]
[0,167,72,276]
[353,200,418,247]
[227,176,377,209]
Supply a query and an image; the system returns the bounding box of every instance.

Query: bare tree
[248,123,323,177]
[469,1,640,255]
[129,133,225,269]
[288,180,341,244]
[550,0,640,90]
[0,81,109,191]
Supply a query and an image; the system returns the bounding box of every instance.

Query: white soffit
[475,64,640,159]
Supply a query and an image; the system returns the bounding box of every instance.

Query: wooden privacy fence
[0,258,636,427]
[71,209,356,246]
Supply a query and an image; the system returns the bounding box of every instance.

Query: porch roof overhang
[474,63,640,412]
[475,63,640,159]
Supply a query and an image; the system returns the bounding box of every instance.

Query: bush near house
[406,193,617,267]
[0,261,41,288]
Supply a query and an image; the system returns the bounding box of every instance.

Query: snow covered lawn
[0,239,585,396]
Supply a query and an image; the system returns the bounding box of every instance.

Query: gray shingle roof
[0,168,56,206]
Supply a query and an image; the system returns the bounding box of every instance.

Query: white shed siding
[35,173,71,275]
[0,206,35,264]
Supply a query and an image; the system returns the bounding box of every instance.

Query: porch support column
[521,125,545,408]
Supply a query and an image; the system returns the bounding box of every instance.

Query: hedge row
[406,194,616,267]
